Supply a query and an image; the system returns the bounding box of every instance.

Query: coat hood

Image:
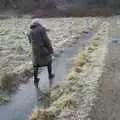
[30,23,40,29]
[30,18,41,29]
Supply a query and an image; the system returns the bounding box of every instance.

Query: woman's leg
[47,61,54,79]
[34,66,39,83]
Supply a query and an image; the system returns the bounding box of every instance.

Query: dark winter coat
[28,23,54,67]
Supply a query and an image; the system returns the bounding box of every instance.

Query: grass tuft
[52,84,60,90]
[22,68,33,77]
[29,109,55,120]
[51,87,64,102]
[75,52,88,67]
[0,72,19,91]
[53,95,74,109]
[91,41,99,47]
[67,71,77,81]
[0,94,10,104]
[74,67,82,73]
[87,45,96,51]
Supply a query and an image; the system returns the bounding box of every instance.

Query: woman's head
[30,18,41,29]
[32,18,41,25]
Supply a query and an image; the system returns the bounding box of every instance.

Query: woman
[28,19,54,84]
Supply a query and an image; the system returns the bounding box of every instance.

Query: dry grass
[20,67,33,78]
[67,71,77,81]
[90,40,99,47]
[87,45,96,51]
[30,95,74,120]
[67,52,89,82]
[74,67,82,73]
[0,64,33,93]
[0,72,20,91]
[29,108,55,120]
[51,86,64,102]
[0,94,10,104]
[53,95,75,109]
[75,52,89,67]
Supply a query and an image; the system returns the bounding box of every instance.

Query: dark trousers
[34,61,52,80]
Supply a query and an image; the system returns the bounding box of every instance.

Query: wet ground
[0,27,95,120]
[91,16,120,120]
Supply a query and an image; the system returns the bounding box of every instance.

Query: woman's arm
[27,32,32,44]
[41,29,54,54]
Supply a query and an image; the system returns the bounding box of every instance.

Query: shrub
[0,72,19,91]
[29,108,55,120]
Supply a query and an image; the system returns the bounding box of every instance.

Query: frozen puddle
[112,38,120,44]
[0,30,94,120]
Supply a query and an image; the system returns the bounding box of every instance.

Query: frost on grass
[0,72,19,91]
[53,95,75,109]
[0,92,10,104]
[0,16,100,90]
[75,52,89,67]
[67,71,77,81]
[29,21,109,120]
[29,108,55,120]
[0,17,100,103]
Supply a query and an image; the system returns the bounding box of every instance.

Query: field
[0,15,112,120]
[0,7,120,120]
[0,16,100,88]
